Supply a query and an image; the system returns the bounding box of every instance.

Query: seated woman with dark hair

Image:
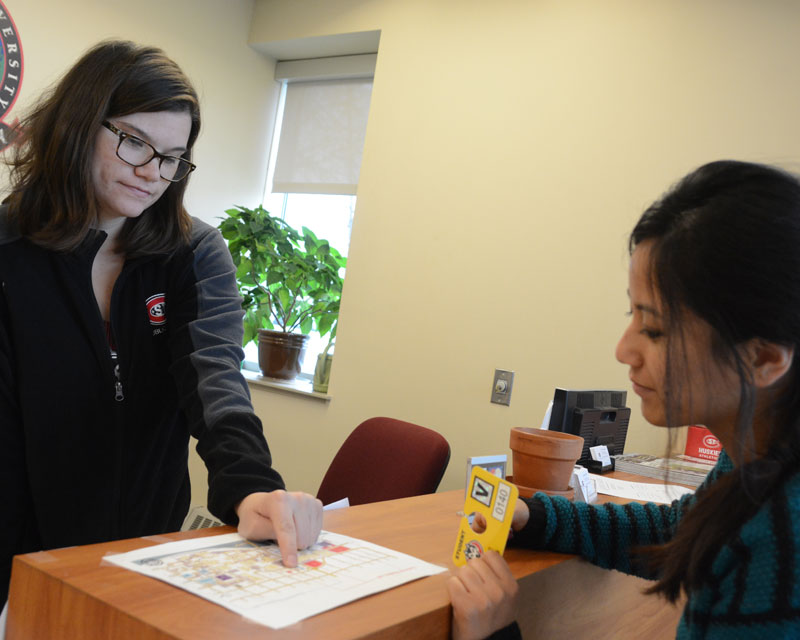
[449,160,800,639]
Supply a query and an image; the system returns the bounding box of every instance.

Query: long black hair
[631,160,800,600]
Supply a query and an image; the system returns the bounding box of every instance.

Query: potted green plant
[218,204,346,381]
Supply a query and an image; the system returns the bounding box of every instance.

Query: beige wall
[10,0,800,507]
[240,0,800,500]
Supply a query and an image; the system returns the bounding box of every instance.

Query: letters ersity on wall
[0,0,22,151]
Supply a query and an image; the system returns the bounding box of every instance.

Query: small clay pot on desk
[509,427,584,498]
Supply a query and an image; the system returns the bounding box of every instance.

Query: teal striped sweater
[511,451,800,638]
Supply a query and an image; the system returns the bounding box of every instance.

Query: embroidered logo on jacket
[146,294,166,329]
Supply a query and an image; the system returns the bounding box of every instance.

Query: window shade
[272,77,373,195]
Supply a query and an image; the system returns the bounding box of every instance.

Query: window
[243,55,374,377]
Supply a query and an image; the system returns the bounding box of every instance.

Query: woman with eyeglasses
[448,160,800,639]
[0,40,322,610]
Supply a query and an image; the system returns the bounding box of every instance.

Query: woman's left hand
[447,550,519,640]
[235,490,323,567]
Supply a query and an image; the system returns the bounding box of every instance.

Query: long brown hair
[631,160,800,601]
[5,39,201,257]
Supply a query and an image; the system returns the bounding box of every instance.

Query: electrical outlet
[490,369,514,406]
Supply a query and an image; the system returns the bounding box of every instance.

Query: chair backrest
[316,416,451,507]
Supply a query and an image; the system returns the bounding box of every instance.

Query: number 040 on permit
[452,465,519,566]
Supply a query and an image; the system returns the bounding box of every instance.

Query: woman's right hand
[447,551,519,640]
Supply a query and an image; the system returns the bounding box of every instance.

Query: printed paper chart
[104,531,446,629]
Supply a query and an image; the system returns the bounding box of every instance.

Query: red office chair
[316,416,451,507]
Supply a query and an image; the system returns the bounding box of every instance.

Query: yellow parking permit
[452,465,519,566]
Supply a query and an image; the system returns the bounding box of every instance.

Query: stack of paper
[613,453,714,488]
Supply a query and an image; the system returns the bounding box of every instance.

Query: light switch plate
[490,369,514,406]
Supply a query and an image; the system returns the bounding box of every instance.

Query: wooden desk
[8,479,684,639]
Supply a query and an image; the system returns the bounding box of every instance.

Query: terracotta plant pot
[506,475,575,499]
[257,330,309,380]
[513,482,575,501]
[509,427,584,492]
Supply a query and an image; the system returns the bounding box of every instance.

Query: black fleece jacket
[0,211,284,604]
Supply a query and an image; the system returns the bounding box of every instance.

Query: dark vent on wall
[188,514,222,530]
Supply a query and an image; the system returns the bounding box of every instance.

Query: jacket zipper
[111,347,124,402]
[107,270,127,541]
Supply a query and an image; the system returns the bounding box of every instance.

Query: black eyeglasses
[102,121,196,183]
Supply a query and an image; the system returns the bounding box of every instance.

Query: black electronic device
[571,406,630,472]
[547,388,630,473]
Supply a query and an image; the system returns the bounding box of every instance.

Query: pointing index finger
[274,514,299,567]
[263,496,299,568]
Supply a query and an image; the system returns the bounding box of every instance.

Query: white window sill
[241,368,331,402]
